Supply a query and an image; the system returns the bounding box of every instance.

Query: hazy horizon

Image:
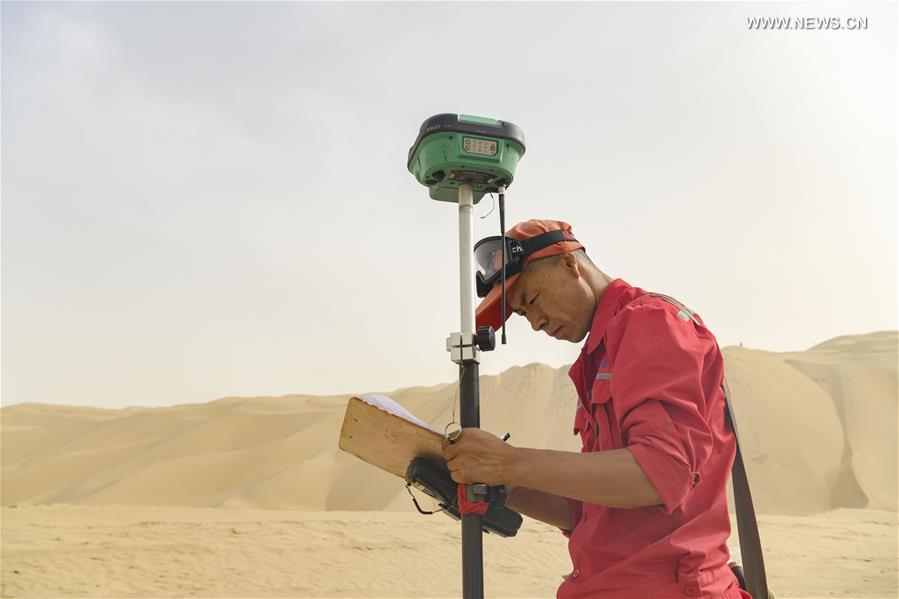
[3,1,896,408]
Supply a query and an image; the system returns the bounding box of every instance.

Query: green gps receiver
[407,113,526,203]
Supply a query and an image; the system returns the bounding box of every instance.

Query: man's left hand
[441,428,520,486]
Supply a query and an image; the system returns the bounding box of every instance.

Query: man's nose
[528,314,547,332]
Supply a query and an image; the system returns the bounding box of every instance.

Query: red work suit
[558,278,750,599]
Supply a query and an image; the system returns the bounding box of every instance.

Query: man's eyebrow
[505,287,523,314]
[516,286,528,309]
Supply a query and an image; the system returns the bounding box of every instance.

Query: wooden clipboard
[338,395,445,478]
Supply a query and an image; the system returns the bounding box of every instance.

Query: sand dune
[2,332,896,515]
[777,332,898,511]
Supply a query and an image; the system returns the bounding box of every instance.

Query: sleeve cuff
[627,431,695,514]
[560,496,583,537]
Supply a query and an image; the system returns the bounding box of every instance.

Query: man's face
[504,252,596,343]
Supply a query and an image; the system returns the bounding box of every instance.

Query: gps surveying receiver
[407,114,526,598]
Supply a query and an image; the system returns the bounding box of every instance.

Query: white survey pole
[458,183,475,334]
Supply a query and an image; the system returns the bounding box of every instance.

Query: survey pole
[457,183,484,598]
[407,113,527,599]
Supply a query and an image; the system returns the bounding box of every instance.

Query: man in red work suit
[442,219,750,599]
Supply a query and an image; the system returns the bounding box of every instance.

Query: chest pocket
[590,368,622,451]
[573,401,596,451]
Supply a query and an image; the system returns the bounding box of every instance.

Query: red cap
[475,219,584,331]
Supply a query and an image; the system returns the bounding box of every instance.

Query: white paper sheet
[358,393,438,433]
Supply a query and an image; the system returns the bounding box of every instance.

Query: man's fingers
[445,455,467,473]
[442,435,469,461]
[447,460,471,484]
[442,442,459,461]
[445,455,460,471]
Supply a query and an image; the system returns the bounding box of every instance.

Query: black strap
[647,294,769,599]
[405,482,448,516]
[518,229,577,255]
[723,381,770,599]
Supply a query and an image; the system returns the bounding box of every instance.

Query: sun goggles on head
[474,229,578,298]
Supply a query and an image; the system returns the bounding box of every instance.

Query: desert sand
[1,331,897,597]
[0,505,896,598]
[1,506,895,598]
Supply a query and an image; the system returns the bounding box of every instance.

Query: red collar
[584,278,632,354]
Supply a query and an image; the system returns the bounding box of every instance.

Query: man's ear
[561,252,581,278]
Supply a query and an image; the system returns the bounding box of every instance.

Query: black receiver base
[405,457,523,538]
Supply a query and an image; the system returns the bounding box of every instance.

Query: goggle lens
[474,237,524,298]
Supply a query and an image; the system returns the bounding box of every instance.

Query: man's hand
[441,428,520,486]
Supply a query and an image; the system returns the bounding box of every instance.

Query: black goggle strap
[518,229,577,256]
[475,229,577,276]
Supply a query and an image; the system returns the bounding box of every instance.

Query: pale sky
[2,1,896,409]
